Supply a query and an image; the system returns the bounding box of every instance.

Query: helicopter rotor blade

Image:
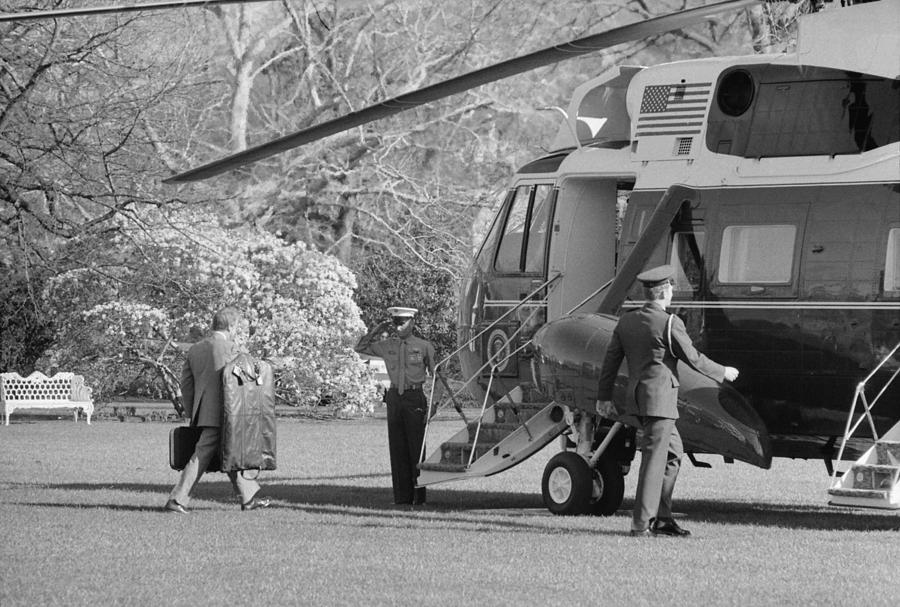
[166,0,760,183]
[0,0,277,22]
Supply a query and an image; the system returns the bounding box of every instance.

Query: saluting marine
[356,306,436,505]
[597,265,739,537]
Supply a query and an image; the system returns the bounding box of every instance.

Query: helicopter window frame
[670,230,707,293]
[493,183,555,275]
[472,188,514,274]
[493,185,532,273]
[523,185,555,274]
[886,227,900,294]
[717,224,797,285]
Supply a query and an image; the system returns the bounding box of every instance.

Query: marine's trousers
[385,387,427,504]
[632,416,683,531]
[169,425,260,507]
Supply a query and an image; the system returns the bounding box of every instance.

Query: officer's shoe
[651,517,691,537]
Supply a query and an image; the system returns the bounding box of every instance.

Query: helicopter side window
[524,185,554,273]
[494,186,531,273]
[718,225,796,284]
[886,228,900,293]
[670,231,706,292]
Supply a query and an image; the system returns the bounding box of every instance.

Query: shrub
[40,210,378,414]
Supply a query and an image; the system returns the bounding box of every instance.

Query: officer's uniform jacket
[358,334,435,391]
[597,302,725,419]
[181,331,238,427]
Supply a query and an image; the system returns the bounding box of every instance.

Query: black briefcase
[169,426,221,472]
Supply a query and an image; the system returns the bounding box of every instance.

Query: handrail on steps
[463,277,618,467]
[465,308,544,468]
[419,275,616,470]
[419,274,561,467]
[829,340,900,489]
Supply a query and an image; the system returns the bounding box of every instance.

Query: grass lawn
[1,411,898,606]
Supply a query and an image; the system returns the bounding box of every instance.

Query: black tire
[541,451,593,515]
[588,456,625,516]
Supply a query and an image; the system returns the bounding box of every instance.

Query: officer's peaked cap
[387,306,418,318]
[636,264,675,287]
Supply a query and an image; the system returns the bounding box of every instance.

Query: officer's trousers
[384,387,427,504]
[632,416,683,531]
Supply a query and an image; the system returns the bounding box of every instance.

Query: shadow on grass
[8,479,899,532]
[676,497,900,531]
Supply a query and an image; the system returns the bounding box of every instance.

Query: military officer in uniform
[597,265,739,537]
[356,306,436,505]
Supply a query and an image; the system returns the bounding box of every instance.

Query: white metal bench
[1,371,94,425]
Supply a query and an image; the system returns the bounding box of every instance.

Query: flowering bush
[40,210,378,414]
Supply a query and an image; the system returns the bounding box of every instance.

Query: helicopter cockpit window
[494,184,555,274]
[718,225,796,284]
[886,228,900,293]
[494,186,531,273]
[670,231,706,292]
[524,185,553,273]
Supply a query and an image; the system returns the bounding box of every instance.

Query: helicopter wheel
[588,456,625,516]
[542,451,592,515]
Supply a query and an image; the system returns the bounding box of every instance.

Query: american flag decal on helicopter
[635,82,711,138]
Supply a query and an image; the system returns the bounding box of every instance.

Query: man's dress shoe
[241,495,271,511]
[651,518,691,537]
[164,499,188,514]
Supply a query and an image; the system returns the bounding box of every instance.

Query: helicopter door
[482,183,556,377]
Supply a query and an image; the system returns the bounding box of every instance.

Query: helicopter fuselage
[457,2,900,468]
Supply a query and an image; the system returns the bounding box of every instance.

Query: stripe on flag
[635,82,711,138]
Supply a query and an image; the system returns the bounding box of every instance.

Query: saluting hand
[723,367,739,382]
[595,400,615,418]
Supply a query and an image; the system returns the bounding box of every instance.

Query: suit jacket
[597,302,725,419]
[181,331,238,427]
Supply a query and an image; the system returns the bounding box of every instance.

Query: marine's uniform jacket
[181,331,238,427]
[597,302,725,419]
[358,334,435,390]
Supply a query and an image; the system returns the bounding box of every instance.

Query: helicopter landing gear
[588,455,625,516]
[542,451,593,515]
[542,408,630,516]
[541,451,625,516]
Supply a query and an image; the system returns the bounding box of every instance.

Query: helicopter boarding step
[417,385,567,486]
[828,422,900,510]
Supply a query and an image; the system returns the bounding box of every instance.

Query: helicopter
[452,0,900,514]
[445,0,900,513]
[12,0,897,513]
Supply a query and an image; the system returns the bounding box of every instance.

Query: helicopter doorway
[547,177,630,319]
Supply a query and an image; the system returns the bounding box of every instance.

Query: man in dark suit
[597,265,739,537]
[165,307,269,513]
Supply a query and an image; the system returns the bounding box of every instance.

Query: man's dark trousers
[633,416,682,531]
[385,387,427,504]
